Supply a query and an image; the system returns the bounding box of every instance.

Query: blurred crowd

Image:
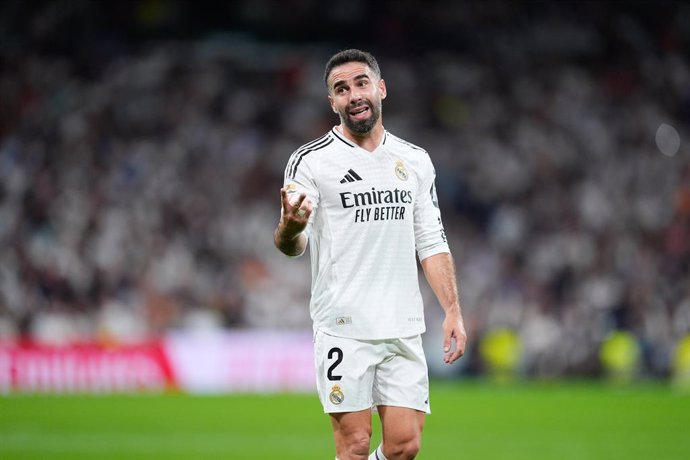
[0,0,688,378]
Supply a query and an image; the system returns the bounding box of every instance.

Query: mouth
[349,104,370,121]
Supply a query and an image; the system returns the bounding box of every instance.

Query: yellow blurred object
[479,328,522,383]
[599,331,641,383]
[672,335,690,392]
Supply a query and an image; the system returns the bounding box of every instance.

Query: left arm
[421,252,467,364]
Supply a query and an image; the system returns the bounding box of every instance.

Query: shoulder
[295,131,337,152]
[285,131,338,179]
[385,131,434,171]
[290,131,337,158]
[385,131,429,157]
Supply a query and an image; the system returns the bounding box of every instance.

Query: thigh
[314,330,380,413]
[373,335,430,413]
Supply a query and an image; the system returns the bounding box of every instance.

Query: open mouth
[349,105,370,121]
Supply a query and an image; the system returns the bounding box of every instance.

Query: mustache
[350,100,370,108]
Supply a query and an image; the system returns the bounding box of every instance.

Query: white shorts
[314,330,430,414]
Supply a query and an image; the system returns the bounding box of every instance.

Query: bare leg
[330,409,373,460]
[377,406,425,460]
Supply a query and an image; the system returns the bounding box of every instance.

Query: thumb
[443,330,451,353]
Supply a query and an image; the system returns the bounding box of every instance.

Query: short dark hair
[324,49,381,88]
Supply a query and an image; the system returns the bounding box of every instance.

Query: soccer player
[274,49,467,460]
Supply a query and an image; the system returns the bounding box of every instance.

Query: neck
[338,123,384,152]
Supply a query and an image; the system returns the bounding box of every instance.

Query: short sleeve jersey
[283,127,449,340]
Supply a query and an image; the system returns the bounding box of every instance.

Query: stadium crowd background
[0,0,688,379]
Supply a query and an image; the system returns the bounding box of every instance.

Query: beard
[340,99,382,135]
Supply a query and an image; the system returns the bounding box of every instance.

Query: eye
[335,86,347,95]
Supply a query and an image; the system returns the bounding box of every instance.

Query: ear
[328,94,338,113]
[379,79,387,100]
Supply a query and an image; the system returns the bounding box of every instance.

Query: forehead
[328,62,375,88]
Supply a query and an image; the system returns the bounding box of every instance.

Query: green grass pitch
[1,381,689,459]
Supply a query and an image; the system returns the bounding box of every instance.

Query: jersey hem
[314,326,426,341]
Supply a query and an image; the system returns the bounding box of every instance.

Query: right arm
[274,188,313,257]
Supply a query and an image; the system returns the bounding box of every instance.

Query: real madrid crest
[329,385,344,405]
[394,160,409,181]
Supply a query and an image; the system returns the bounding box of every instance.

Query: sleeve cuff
[417,243,450,262]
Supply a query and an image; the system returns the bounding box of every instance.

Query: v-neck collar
[331,126,387,152]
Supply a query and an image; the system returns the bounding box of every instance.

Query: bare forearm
[422,251,467,363]
[420,252,462,314]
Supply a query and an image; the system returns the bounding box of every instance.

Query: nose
[349,87,363,104]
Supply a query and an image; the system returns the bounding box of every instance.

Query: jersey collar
[331,126,388,150]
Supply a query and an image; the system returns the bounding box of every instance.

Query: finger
[448,340,464,363]
[300,204,312,220]
[280,188,290,209]
[448,330,467,364]
[292,193,307,211]
[443,331,451,354]
[442,331,452,363]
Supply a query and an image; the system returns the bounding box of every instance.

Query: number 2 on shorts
[327,347,343,381]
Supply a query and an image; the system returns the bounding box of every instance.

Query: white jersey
[283,127,449,340]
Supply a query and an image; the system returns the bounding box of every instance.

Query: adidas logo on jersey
[340,169,363,184]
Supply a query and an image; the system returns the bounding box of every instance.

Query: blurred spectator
[0,0,687,378]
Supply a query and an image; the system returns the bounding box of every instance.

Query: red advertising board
[0,331,316,394]
[0,341,176,393]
